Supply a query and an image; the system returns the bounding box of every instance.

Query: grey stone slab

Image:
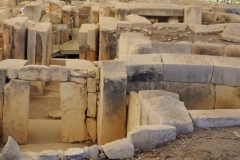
[189,109,240,128]
[221,23,240,42]
[211,56,240,86]
[158,42,192,54]
[161,53,214,83]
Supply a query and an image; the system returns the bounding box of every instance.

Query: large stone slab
[127,125,176,150]
[161,53,213,83]
[158,42,192,54]
[126,14,152,29]
[192,42,225,56]
[224,45,240,57]
[211,56,240,87]
[142,96,194,133]
[119,54,163,83]
[60,82,89,142]
[221,23,240,43]
[24,2,42,22]
[211,5,240,14]
[98,61,127,145]
[3,79,30,144]
[215,85,240,109]
[189,109,240,128]
[49,65,70,81]
[17,65,49,81]
[189,24,225,34]
[128,3,184,17]
[86,118,97,142]
[213,12,240,23]
[3,17,29,59]
[183,5,202,25]
[2,136,22,160]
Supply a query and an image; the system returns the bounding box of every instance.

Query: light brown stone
[86,118,97,142]
[87,92,97,118]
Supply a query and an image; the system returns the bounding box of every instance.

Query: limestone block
[192,42,225,56]
[162,53,213,83]
[0,69,5,137]
[127,125,176,150]
[189,24,225,34]
[86,118,97,142]
[87,93,97,117]
[118,32,152,56]
[49,8,62,24]
[189,109,240,128]
[102,138,134,159]
[152,23,188,31]
[27,22,52,65]
[183,5,202,25]
[211,6,240,14]
[119,54,163,83]
[64,148,87,160]
[127,81,168,93]
[115,3,129,21]
[211,56,240,86]
[3,17,29,59]
[117,21,132,28]
[202,11,214,23]
[224,45,240,57]
[22,152,39,160]
[127,91,139,132]
[158,42,192,54]
[167,82,215,110]
[3,79,30,144]
[39,150,63,160]
[30,81,44,95]
[60,82,89,142]
[0,8,12,28]
[70,77,87,84]
[98,61,127,145]
[66,59,96,78]
[99,6,114,18]
[24,2,42,22]
[99,17,117,60]
[214,12,240,23]
[90,6,100,24]
[49,65,70,81]
[142,96,194,133]
[17,65,50,81]
[221,23,240,43]
[78,25,88,59]
[128,3,184,17]
[87,24,98,61]
[2,136,22,160]
[126,14,152,29]
[215,85,240,109]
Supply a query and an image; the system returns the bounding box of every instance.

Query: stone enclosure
[0,0,240,159]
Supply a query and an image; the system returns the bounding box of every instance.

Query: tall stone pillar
[3,17,29,60]
[62,5,71,43]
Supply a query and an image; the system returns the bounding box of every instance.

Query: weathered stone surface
[2,136,22,160]
[70,77,87,84]
[118,32,152,55]
[192,42,225,56]
[161,53,213,83]
[115,3,129,21]
[3,17,29,59]
[87,92,97,117]
[90,6,100,24]
[215,85,240,109]
[86,118,97,142]
[126,14,152,29]
[87,78,96,92]
[78,24,88,59]
[224,45,240,57]
[60,82,89,142]
[24,2,42,22]
[49,8,62,24]
[49,65,69,81]
[221,23,240,43]
[189,109,240,128]
[98,61,127,145]
[202,11,214,23]
[142,96,194,133]
[127,125,176,150]
[158,42,192,54]
[0,69,5,138]
[183,5,202,25]
[0,8,12,28]
[102,138,134,159]
[39,150,63,160]
[22,152,39,160]
[17,65,49,81]
[85,145,99,159]
[189,24,225,34]
[211,56,240,86]
[3,80,29,144]
[127,81,168,93]
[214,12,240,23]
[152,23,188,31]
[117,21,132,28]
[30,81,44,95]
[211,5,240,14]
[128,3,183,17]
[64,148,87,160]
[167,82,215,110]
[119,54,163,84]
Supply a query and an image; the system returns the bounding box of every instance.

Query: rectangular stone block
[214,12,240,24]
[115,3,129,21]
[86,118,97,142]
[119,54,163,83]
[192,42,225,56]
[211,56,240,87]
[49,65,70,82]
[224,45,240,57]
[17,65,49,81]
[3,79,29,144]
[183,5,202,25]
[30,81,44,95]
[161,53,213,83]
[87,92,97,118]
[126,14,152,29]
[221,23,240,43]
[87,78,96,93]
[78,25,88,60]
[202,11,214,23]
[98,61,127,145]
[189,24,225,35]
[0,69,5,138]
[60,82,89,142]
[24,2,42,22]
[127,81,168,93]
[158,42,192,54]
[117,21,132,29]
[189,109,240,128]
[215,85,240,109]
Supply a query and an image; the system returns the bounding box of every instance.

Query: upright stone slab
[3,17,29,59]
[161,53,213,83]
[99,17,117,60]
[0,8,12,28]
[28,22,52,65]
[24,2,42,22]
[98,61,127,145]
[126,14,152,29]
[183,5,202,25]
[3,79,30,144]
[60,82,89,142]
